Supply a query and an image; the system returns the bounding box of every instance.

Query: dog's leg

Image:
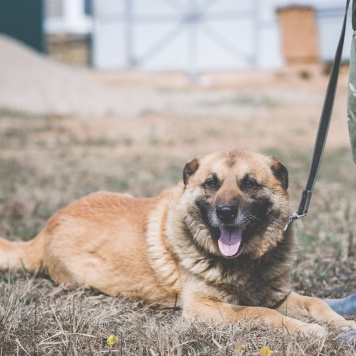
[182,293,327,337]
[275,292,356,332]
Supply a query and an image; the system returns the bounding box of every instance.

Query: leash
[284,0,351,232]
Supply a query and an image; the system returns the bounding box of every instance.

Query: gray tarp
[348,0,356,163]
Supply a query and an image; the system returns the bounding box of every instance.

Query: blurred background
[1,0,351,68]
[0,0,353,117]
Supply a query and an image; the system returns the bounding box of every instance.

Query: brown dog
[0,149,354,337]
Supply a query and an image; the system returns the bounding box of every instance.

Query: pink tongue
[218,227,242,257]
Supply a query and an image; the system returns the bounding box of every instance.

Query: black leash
[284,0,351,231]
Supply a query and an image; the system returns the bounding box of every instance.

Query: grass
[263,147,356,299]
[0,110,355,355]
[199,94,279,108]
[0,278,353,355]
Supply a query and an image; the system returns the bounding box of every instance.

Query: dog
[0,149,355,338]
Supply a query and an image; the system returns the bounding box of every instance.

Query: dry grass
[0,73,356,355]
[0,275,354,355]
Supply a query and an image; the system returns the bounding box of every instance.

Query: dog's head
[180,149,290,259]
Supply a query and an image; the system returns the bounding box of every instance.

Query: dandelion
[107,334,119,346]
[236,344,248,351]
[260,346,272,356]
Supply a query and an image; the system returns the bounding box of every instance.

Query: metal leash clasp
[283,211,307,232]
[284,189,312,232]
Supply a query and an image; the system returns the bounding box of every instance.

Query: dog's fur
[0,149,355,337]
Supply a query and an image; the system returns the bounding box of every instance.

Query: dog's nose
[216,205,238,224]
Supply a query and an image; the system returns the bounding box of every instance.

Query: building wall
[46,33,91,65]
[92,0,284,71]
[44,0,92,65]
[42,0,351,70]
[0,0,45,52]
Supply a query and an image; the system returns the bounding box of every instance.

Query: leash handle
[285,0,350,231]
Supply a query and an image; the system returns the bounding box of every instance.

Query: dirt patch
[0,34,351,155]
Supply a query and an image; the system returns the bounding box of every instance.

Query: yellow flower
[236,344,248,351]
[107,334,119,346]
[260,346,272,356]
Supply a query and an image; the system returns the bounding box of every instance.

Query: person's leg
[348,0,356,162]
[325,294,356,316]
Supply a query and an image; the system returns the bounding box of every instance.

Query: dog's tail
[0,233,45,273]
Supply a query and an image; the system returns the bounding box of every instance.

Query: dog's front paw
[331,319,356,332]
[302,323,327,338]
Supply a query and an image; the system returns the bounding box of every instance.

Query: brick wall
[46,33,91,66]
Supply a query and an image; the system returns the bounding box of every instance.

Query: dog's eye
[242,176,259,189]
[204,177,217,189]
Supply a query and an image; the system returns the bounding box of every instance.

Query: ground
[0,64,355,354]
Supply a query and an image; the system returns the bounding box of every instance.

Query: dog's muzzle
[210,205,244,258]
[216,205,238,224]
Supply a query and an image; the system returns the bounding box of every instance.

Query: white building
[45,0,92,34]
[44,0,352,71]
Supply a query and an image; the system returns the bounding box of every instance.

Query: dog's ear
[183,156,200,185]
[270,157,288,190]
